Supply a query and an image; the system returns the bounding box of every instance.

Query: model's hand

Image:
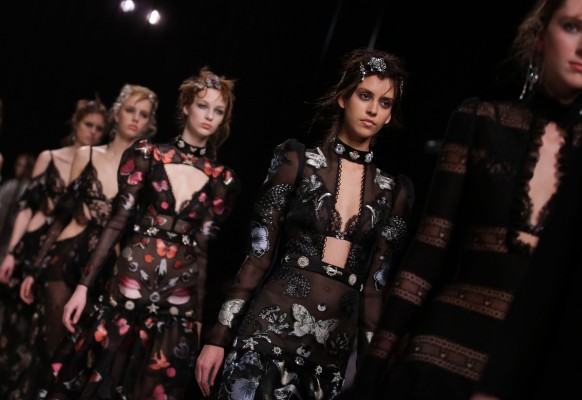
[19,275,35,304]
[62,285,88,333]
[196,344,225,397]
[0,254,15,284]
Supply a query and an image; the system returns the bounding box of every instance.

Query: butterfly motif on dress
[181,153,197,165]
[156,238,178,259]
[289,303,339,344]
[153,179,169,192]
[305,147,327,169]
[204,161,224,178]
[374,169,394,190]
[135,139,154,158]
[119,158,144,185]
[154,148,175,164]
[149,350,171,370]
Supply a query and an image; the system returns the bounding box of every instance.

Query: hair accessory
[359,57,387,81]
[194,75,221,90]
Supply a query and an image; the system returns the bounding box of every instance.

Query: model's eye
[563,22,581,33]
[197,103,208,109]
[359,92,371,100]
[380,99,393,109]
[140,111,150,119]
[215,109,225,116]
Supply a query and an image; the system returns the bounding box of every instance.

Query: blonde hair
[111,84,159,139]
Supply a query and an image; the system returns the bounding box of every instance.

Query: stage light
[146,9,161,25]
[120,0,136,12]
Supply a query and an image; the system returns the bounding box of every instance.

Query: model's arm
[0,150,51,283]
[196,139,304,396]
[357,174,414,364]
[350,98,479,396]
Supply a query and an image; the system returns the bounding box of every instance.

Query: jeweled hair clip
[359,57,387,81]
[194,75,222,90]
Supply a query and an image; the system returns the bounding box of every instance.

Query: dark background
[0,0,532,321]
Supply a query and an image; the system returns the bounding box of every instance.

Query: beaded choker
[175,136,207,157]
[333,138,373,164]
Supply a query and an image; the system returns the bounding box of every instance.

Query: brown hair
[311,47,408,150]
[61,98,108,146]
[177,67,236,160]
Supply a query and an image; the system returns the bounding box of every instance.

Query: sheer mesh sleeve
[352,98,479,393]
[357,174,414,362]
[193,167,241,322]
[80,139,152,290]
[206,139,305,347]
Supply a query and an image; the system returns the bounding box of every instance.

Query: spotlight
[147,9,161,25]
[120,0,135,12]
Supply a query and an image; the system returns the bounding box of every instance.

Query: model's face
[542,0,582,102]
[75,112,106,146]
[114,94,153,139]
[337,75,394,147]
[182,88,226,144]
[14,156,29,178]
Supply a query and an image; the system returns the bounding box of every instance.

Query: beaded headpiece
[359,57,387,81]
[194,74,221,90]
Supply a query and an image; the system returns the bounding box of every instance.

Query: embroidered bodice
[78,137,240,321]
[207,138,414,378]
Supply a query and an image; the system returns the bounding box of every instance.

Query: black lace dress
[13,146,116,399]
[45,137,240,400]
[353,91,582,400]
[0,153,66,398]
[206,138,414,400]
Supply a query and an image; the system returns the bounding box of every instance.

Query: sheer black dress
[15,146,116,399]
[45,136,240,399]
[206,138,414,400]
[353,90,582,400]
[0,152,66,398]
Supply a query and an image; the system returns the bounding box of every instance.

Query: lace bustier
[17,154,66,216]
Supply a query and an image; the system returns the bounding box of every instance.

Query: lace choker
[175,136,207,157]
[333,138,373,164]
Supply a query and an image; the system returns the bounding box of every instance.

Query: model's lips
[361,119,376,127]
[128,124,138,131]
[201,123,212,129]
[570,61,582,72]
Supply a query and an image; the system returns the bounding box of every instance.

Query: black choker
[333,138,373,164]
[175,136,207,157]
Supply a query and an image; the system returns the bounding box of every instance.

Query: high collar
[173,136,207,157]
[333,137,373,164]
[527,88,582,129]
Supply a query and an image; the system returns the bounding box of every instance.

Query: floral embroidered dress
[357,91,582,400]
[12,146,116,400]
[45,137,240,399]
[0,152,66,398]
[207,138,414,400]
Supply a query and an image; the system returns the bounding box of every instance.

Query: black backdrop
[0,0,532,324]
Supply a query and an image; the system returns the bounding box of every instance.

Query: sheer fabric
[207,138,414,399]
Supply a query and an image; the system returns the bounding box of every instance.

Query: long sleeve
[80,139,152,290]
[357,174,414,363]
[206,139,305,347]
[350,98,478,395]
[193,167,241,322]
